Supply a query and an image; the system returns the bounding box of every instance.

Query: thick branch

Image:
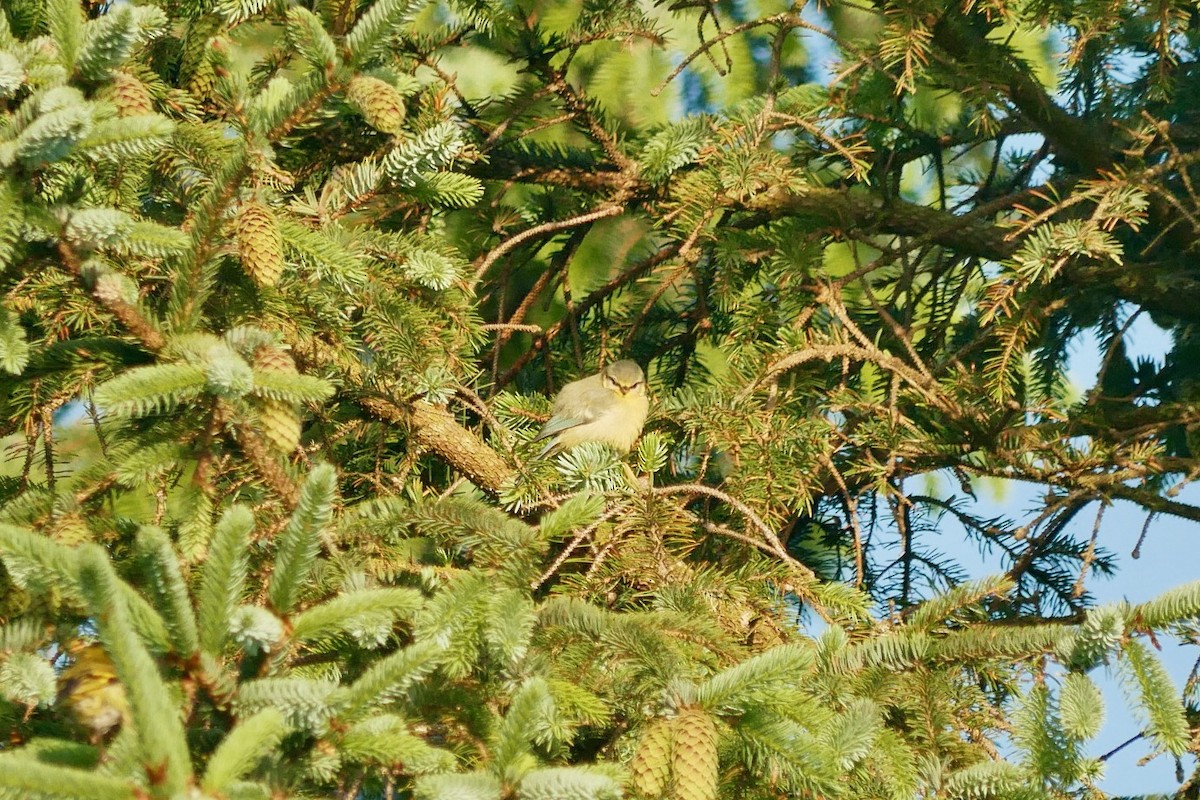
[930,13,1112,172]
[467,156,626,192]
[743,186,1017,259]
[1104,485,1200,525]
[359,397,513,494]
[743,186,1200,322]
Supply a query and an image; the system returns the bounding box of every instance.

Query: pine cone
[671,706,718,800]
[257,398,302,454]
[181,19,224,100]
[346,75,406,134]
[109,71,153,116]
[252,345,297,374]
[253,346,301,454]
[187,57,216,100]
[630,718,674,798]
[236,201,284,287]
[48,511,92,546]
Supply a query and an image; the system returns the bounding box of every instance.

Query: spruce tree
[1,0,1199,798]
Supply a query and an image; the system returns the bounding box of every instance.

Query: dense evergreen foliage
[1,0,1199,797]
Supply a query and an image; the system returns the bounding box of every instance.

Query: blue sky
[964,318,1198,794]
[1061,320,1197,794]
[947,479,1199,795]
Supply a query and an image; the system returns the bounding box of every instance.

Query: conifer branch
[539,73,632,172]
[929,12,1111,172]
[818,452,866,587]
[288,335,515,491]
[1103,485,1200,525]
[742,186,1018,261]
[481,323,543,333]
[60,238,304,509]
[267,83,339,141]
[472,204,625,284]
[736,341,947,411]
[359,396,513,494]
[56,241,166,351]
[531,502,628,591]
[222,403,301,509]
[170,151,252,330]
[5,3,1200,793]
[468,158,625,192]
[655,483,814,579]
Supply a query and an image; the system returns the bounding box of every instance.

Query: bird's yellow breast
[553,390,648,453]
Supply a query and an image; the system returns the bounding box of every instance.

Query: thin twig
[1086,309,1143,406]
[86,393,109,460]
[472,205,624,284]
[819,453,864,587]
[481,323,544,333]
[493,245,680,391]
[1072,502,1106,598]
[1131,511,1156,558]
[651,13,804,97]
[734,340,948,412]
[40,407,55,495]
[531,503,628,590]
[654,483,814,578]
[1099,731,1146,762]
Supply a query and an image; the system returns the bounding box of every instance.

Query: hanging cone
[236,201,284,287]
[346,75,406,134]
[181,18,223,100]
[253,346,302,454]
[48,511,92,546]
[630,717,674,798]
[109,71,154,116]
[257,399,302,454]
[252,345,297,374]
[671,706,719,800]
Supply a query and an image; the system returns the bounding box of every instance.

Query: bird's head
[601,360,646,397]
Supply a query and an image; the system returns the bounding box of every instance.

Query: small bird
[57,643,129,740]
[535,360,649,457]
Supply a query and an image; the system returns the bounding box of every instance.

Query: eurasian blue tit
[535,360,649,457]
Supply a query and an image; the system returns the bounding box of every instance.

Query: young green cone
[630,718,674,798]
[236,201,284,288]
[253,346,302,454]
[670,707,718,800]
[107,71,154,116]
[346,75,406,134]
